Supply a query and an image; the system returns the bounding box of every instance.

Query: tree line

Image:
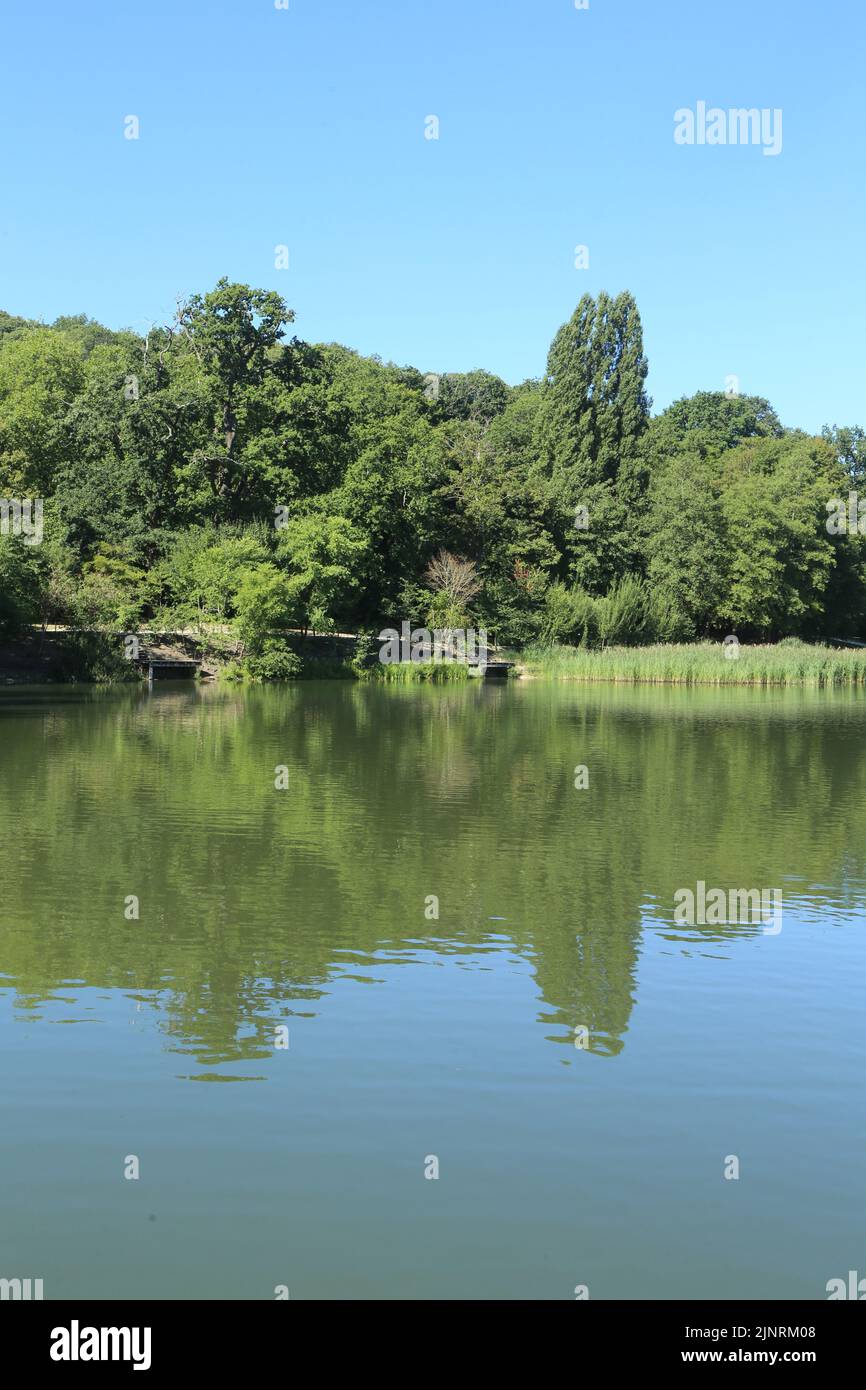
[1,279,864,673]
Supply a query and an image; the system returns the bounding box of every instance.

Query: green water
[1,680,864,1300]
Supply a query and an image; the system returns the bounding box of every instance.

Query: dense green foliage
[1,281,864,674]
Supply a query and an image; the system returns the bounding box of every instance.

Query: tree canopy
[0,281,862,656]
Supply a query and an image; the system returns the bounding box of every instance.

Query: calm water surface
[1,680,864,1299]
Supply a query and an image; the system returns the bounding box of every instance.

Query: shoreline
[3,632,866,689]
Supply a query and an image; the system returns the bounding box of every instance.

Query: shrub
[350,631,378,678]
[242,644,302,682]
[596,575,650,646]
[540,582,599,646]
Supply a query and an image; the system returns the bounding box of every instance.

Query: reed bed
[377,658,473,683]
[519,641,866,687]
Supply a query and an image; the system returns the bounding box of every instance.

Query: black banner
[4,1299,861,1375]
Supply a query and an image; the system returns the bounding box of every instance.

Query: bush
[540,582,598,646]
[645,589,695,643]
[596,575,650,646]
[242,644,302,682]
[350,631,378,678]
[0,534,43,633]
[218,659,244,683]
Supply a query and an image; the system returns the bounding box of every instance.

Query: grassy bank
[518,641,866,686]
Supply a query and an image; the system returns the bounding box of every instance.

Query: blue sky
[0,0,862,432]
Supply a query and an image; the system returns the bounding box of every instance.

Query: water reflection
[1,680,865,1072]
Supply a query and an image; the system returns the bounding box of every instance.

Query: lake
[1,680,863,1300]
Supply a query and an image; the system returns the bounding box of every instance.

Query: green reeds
[519,641,866,687]
[377,659,473,683]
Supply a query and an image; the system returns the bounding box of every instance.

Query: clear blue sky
[0,0,862,432]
